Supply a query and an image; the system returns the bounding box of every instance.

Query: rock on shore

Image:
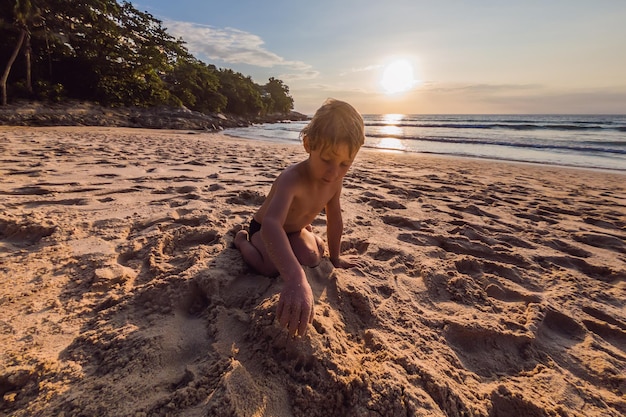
[0,101,308,131]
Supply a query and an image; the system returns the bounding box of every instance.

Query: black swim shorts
[249,218,262,238]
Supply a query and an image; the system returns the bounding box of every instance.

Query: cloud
[278,70,321,82]
[425,83,544,94]
[339,64,382,77]
[164,20,314,76]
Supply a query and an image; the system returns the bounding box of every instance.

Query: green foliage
[218,69,264,115]
[35,79,65,101]
[0,0,295,115]
[264,77,294,115]
[167,59,226,113]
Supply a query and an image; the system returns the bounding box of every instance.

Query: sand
[0,126,625,417]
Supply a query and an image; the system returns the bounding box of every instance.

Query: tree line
[0,0,295,115]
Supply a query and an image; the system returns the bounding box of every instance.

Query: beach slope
[1,127,625,416]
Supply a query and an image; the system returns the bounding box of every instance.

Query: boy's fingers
[276,299,285,323]
[309,304,315,324]
[278,304,292,329]
[299,308,310,336]
[277,296,314,337]
[288,305,302,337]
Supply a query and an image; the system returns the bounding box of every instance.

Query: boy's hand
[276,275,314,337]
[331,256,362,269]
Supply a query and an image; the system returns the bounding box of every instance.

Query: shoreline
[1,126,625,416]
[3,101,622,172]
[223,113,626,173]
[223,129,626,175]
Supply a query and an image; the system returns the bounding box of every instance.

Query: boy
[234,98,365,337]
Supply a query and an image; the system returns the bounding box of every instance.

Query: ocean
[224,114,626,172]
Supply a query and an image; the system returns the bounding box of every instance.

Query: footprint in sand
[581,306,626,352]
[443,321,536,378]
[582,319,626,352]
[363,197,406,210]
[513,209,560,225]
[484,283,542,304]
[534,255,625,283]
[0,216,56,246]
[574,233,626,254]
[583,215,626,231]
[6,185,54,195]
[399,231,531,269]
[538,308,587,341]
[22,198,91,208]
[543,238,592,258]
[453,257,542,294]
[381,215,423,231]
[339,238,370,255]
[583,306,626,331]
[447,203,499,219]
[226,190,266,206]
[489,386,552,417]
[369,246,420,278]
[118,220,223,283]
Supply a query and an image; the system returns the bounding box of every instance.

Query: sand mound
[1,126,625,416]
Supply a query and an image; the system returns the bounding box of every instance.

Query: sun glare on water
[381,59,417,95]
[377,114,406,151]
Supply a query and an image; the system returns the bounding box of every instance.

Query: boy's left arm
[326,189,359,269]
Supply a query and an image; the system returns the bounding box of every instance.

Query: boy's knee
[315,236,325,255]
[299,247,322,268]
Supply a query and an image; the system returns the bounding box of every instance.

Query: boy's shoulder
[273,161,306,190]
[277,161,306,181]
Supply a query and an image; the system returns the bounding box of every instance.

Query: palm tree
[1,0,35,105]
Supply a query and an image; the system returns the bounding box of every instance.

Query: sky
[136,1,626,115]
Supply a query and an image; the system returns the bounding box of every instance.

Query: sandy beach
[1,126,625,416]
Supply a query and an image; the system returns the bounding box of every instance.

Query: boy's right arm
[326,188,360,269]
[260,177,314,337]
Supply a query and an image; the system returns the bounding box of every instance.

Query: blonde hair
[300,99,365,156]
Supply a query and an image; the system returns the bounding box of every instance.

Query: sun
[381,60,416,95]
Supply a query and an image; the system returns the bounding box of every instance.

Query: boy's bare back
[255,157,345,233]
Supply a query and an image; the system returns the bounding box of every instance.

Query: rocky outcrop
[0,101,308,131]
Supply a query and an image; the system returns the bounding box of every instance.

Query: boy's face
[304,138,356,184]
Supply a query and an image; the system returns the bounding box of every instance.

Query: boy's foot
[228,223,245,236]
[234,230,249,249]
[315,234,325,255]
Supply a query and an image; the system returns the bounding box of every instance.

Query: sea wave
[224,114,626,171]
[364,122,623,132]
[365,133,626,155]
